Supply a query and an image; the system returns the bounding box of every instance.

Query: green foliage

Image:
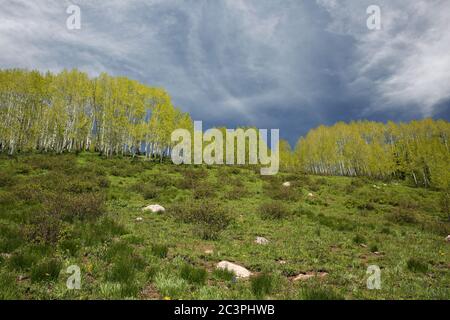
[294,119,450,189]
[407,258,429,273]
[0,271,21,299]
[213,268,235,282]
[170,200,232,240]
[259,201,290,220]
[154,273,189,299]
[0,153,448,300]
[30,258,62,283]
[353,234,366,245]
[151,244,169,259]
[251,273,274,298]
[180,264,207,285]
[387,209,418,225]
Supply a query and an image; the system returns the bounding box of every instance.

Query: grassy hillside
[0,153,448,300]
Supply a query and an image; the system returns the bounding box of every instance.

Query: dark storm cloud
[0,0,449,145]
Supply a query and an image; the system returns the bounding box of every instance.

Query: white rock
[255,237,270,245]
[217,261,252,278]
[142,204,165,213]
[293,272,328,282]
[282,182,291,187]
[136,217,143,222]
[293,273,315,281]
[307,193,314,197]
[446,235,450,242]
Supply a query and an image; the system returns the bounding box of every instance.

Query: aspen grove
[0,69,449,189]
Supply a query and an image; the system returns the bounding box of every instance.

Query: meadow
[0,153,448,300]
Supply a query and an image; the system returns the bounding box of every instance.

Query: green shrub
[30,258,62,283]
[24,212,61,245]
[59,238,80,256]
[251,273,274,298]
[46,192,105,221]
[151,244,169,259]
[0,271,21,299]
[224,185,248,200]
[353,234,366,245]
[154,273,188,299]
[180,264,207,285]
[267,185,300,201]
[0,225,24,253]
[11,183,45,202]
[387,209,418,225]
[177,169,208,189]
[76,217,127,246]
[170,200,232,240]
[9,249,39,270]
[105,241,133,262]
[295,205,315,218]
[14,163,32,175]
[193,183,216,199]
[107,259,137,283]
[0,191,16,206]
[259,202,290,220]
[213,268,235,281]
[0,171,15,187]
[407,258,428,273]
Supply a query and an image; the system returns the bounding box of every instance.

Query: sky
[1,0,449,145]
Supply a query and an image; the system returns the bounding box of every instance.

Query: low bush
[212,268,235,281]
[353,234,366,245]
[151,244,169,259]
[154,273,188,299]
[259,202,290,220]
[386,209,418,225]
[407,258,428,273]
[193,183,216,199]
[30,258,62,283]
[24,212,61,245]
[180,264,207,285]
[170,200,232,240]
[0,171,15,187]
[251,273,274,298]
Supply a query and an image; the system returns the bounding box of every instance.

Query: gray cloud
[0,0,448,144]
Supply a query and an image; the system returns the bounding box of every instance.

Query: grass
[180,264,207,285]
[406,258,429,273]
[251,273,274,298]
[150,244,169,259]
[0,152,448,300]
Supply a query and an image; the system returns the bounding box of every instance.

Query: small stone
[204,249,214,255]
[293,273,315,281]
[136,217,143,222]
[217,261,252,278]
[445,235,450,242]
[142,204,165,213]
[277,260,287,265]
[308,193,314,197]
[293,271,328,281]
[17,275,29,281]
[282,182,291,187]
[255,237,269,245]
[360,244,368,248]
